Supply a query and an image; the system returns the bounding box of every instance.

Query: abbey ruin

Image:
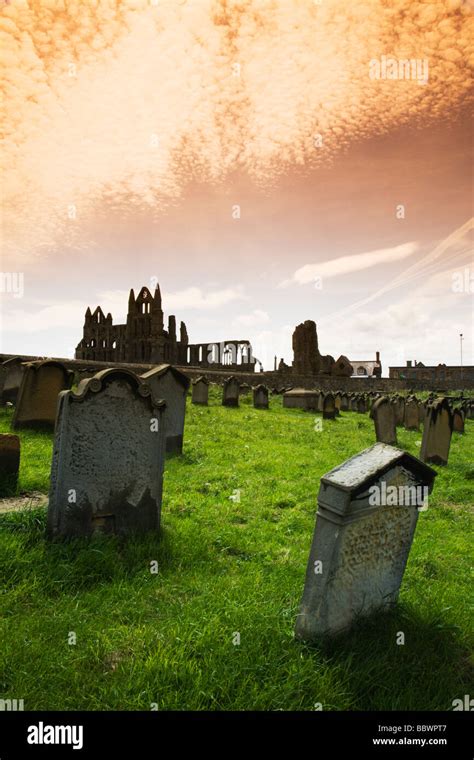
[75,285,256,372]
[288,320,382,378]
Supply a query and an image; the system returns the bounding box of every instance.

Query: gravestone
[240,383,251,395]
[222,376,240,407]
[12,360,73,430]
[0,434,20,495]
[283,388,318,411]
[47,368,166,538]
[349,396,358,412]
[393,397,405,426]
[418,401,426,423]
[334,393,342,414]
[420,397,453,466]
[253,384,269,409]
[356,396,367,414]
[404,399,420,431]
[340,393,349,412]
[370,396,397,445]
[192,376,209,406]
[322,392,336,420]
[452,408,465,434]
[317,391,324,412]
[141,365,190,455]
[0,358,26,405]
[295,443,436,640]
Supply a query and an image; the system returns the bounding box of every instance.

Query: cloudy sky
[1,0,473,373]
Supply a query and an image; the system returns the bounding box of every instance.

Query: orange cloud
[1,0,472,260]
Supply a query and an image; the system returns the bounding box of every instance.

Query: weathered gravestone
[349,395,358,412]
[222,376,240,407]
[283,388,318,411]
[322,392,336,420]
[253,384,269,409]
[452,408,465,434]
[393,396,405,427]
[47,369,166,538]
[370,396,397,445]
[404,398,420,431]
[12,360,73,430]
[295,443,436,639]
[0,358,26,405]
[334,393,342,415]
[191,376,209,406]
[0,434,20,495]
[141,365,190,455]
[420,397,454,466]
[418,401,426,423]
[340,393,349,412]
[357,396,367,414]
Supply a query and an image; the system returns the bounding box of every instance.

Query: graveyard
[0,385,472,711]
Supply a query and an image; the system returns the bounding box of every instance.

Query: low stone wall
[1,353,472,392]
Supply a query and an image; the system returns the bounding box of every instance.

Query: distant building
[75,284,256,371]
[389,361,474,385]
[350,352,382,378]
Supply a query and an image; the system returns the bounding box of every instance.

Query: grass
[0,388,473,711]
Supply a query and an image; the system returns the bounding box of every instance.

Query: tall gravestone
[253,384,269,409]
[370,396,397,445]
[295,443,436,639]
[12,360,73,430]
[141,365,190,455]
[0,358,27,405]
[222,376,240,407]
[404,398,420,431]
[357,396,367,414]
[418,400,426,423]
[47,369,166,538]
[394,396,405,427]
[420,397,454,466]
[340,393,349,412]
[452,408,465,434]
[322,392,336,420]
[192,376,209,406]
[0,434,20,496]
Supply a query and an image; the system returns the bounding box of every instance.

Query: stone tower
[292,320,321,375]
[125,286,165,363]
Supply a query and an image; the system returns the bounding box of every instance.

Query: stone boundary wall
[1,353,473,392]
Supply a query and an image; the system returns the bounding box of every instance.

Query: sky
[1,0,473,374]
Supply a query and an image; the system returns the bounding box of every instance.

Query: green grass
[0,389,473,711]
